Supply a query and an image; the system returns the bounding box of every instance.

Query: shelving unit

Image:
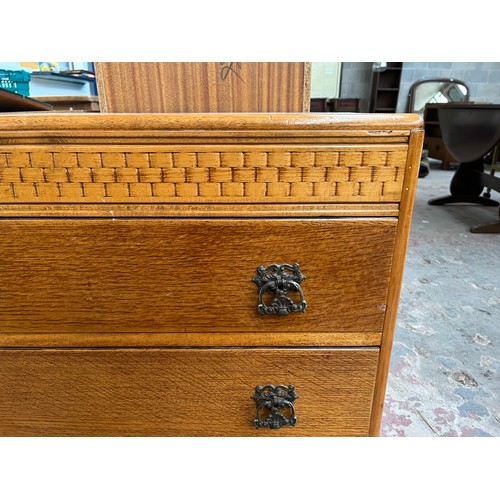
[369,63,403,113]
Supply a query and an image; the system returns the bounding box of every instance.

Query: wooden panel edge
[0,332,382,348]
[369,127,425,436]
[0,143,411,152]
[0,112,424,134]
[0,203,400,218]
[303,63,312,112]
[93,63,108,113]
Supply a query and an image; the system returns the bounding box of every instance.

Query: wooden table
[428,103,500,233]
[0,88,53,112]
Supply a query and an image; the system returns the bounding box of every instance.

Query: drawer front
[0,218,396,335]
[0,348,379,436]
[0,145,409,204]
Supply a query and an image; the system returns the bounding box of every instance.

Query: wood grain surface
[370,128,425,435]
[0,332,382,348]
[0,113,422,208]
[0,145,409,204]
[0,218,396,337]
[0,111,424,437]
[0,112,422,142]
[0,202,400,218]
[94,62,311,113]
[0,347,379,437]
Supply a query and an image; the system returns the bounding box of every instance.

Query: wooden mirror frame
[407,78,469,114]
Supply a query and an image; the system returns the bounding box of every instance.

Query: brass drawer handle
[252,263,307,316]
[252,384,298,429]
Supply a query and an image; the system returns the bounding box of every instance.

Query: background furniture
[32,95,100,112]
[0,112,423,436]
[407,79,470,169]
[95,62,311,113]
[484,145,500,199]
[369,62,403,112]
[428,103,500,233]
[310,97,328,112]
[0,88,53,112]
[328,98,360,112]
[309,98,360,113]
[407,78,469,116]
[423,103,460,169]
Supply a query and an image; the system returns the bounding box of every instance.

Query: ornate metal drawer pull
[252,263,307,316]
[252,384,298,429]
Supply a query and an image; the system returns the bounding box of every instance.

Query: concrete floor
[381,164,500,437]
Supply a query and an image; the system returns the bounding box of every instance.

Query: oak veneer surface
[0,145,408,204]
[0,218,396,336]
[0,112,424,436]
[0,348,379,437]
[94,62,311,113]
[0,113,418,206]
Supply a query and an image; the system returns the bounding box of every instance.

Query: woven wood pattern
[0,148,408,203]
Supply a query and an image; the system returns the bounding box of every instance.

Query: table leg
[428,158,499,207]
[470,221,500,233]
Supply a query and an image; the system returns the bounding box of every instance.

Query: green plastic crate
[0,69,31,96]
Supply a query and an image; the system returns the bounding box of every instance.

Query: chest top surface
[0,113,423,215]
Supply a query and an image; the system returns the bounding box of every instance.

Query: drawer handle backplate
[253,263,307,316]
[252,384,298,429]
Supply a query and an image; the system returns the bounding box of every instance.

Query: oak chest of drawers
[0,112,423,436]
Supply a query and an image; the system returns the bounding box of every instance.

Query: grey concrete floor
[381,164,500,437]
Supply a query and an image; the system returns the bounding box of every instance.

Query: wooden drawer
[0,218,396,337]
[0,347,379,437]
[0,112,424,437]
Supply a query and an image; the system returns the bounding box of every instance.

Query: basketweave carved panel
[0,148,408,203]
